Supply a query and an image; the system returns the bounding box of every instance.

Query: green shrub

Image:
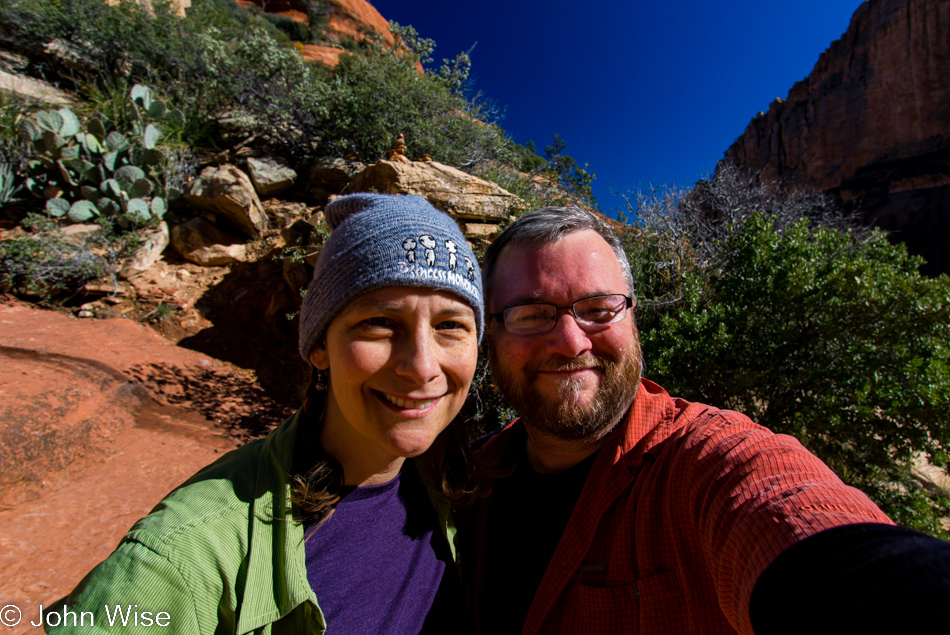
[302,0,328,43]
[311,22,515,168]
[338,36,362,53]
[0,213,136,299]
[2,0,539,173]
[544,134,596,207]
[262,13,309,43]
[0,0,287,127]
[620,169,950,536]
[194,25,330,155]
[512,140,548,173]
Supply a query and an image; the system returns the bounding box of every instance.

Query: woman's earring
[313,368,328,392]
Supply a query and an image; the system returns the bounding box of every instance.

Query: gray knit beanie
[298,193,484,361]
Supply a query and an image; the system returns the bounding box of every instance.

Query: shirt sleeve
[669,407,893,634]
[45,540,201,634]
[749,522,950,633]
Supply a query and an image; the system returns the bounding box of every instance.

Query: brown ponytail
[291,368,344,530]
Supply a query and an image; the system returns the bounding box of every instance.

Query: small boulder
[345,160,526,221]
[247,157,297,196]
[264,199,314,228]
[184,164,267,237]
[60,223,102,247]
[119,222,169,279]
[171,217,247,266]
[82,278,133,297]
[459,221,501,240]
[280,219,324,267]
[0,69,75,106]
[298,157,366,202]
[280,219,316,246]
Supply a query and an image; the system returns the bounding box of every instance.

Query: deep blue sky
[368,0,865,217]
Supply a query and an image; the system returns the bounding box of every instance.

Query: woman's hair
[290,368,343,530]
[291,367,479,530]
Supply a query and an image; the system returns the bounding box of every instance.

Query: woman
[49,193,483,634]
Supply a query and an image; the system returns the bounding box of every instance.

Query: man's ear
[309,342,329,370]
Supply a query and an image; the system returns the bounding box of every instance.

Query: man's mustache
[537,354,608,373]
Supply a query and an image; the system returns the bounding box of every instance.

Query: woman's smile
[378,390,443,413]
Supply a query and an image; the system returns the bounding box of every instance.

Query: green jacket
[47,410,458,634]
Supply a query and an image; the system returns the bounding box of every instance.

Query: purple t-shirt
[304,471,445,634]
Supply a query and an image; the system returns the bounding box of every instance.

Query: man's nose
[395,330,440,384]
[545,310,593,359]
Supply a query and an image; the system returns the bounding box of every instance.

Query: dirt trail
[0,299,291,634]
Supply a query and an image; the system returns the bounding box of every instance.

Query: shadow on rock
[128,361,296,444]
[175,254,310,409]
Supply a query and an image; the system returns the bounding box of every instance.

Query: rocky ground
[0,294,298,634]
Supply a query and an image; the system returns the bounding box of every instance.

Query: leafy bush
[474,135,598,211]
[472,162,581,219]
[0,0,286,127]
[620,167,950,536]
[0,214,136,299]
[262,13,309,43]
[544,134,596,206]
[193,24,330,155]
[302,0,328,43]
[311,23,515,168]
[189,19,520,167]
[511,140,548,173]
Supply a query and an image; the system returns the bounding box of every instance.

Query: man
[470,207,950,634]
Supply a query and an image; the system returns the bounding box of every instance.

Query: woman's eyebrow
[434,307,475,319]
[347,298,404,313]
[346,296,474,318]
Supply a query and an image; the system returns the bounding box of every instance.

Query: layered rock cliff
[723,0,950,274]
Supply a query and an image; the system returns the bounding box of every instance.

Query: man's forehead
[492,230,625,304]
[499,229,612,261]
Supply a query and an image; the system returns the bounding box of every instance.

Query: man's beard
[489,328,643,441]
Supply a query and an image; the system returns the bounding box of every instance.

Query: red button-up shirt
[473,379,893,634]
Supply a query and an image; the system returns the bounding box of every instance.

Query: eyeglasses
[491,294,633,335]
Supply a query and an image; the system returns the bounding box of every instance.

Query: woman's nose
[394,330,441,384]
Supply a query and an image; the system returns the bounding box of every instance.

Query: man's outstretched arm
[750,522,950,633]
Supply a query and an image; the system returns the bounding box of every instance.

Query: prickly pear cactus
[19,85,186,227]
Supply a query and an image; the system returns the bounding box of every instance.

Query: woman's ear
[309,342,330,370]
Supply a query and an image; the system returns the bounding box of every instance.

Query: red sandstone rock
[324,0,394,47]
[300,44,348,65]
[723,0,950,274]
[240,0,393,48]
